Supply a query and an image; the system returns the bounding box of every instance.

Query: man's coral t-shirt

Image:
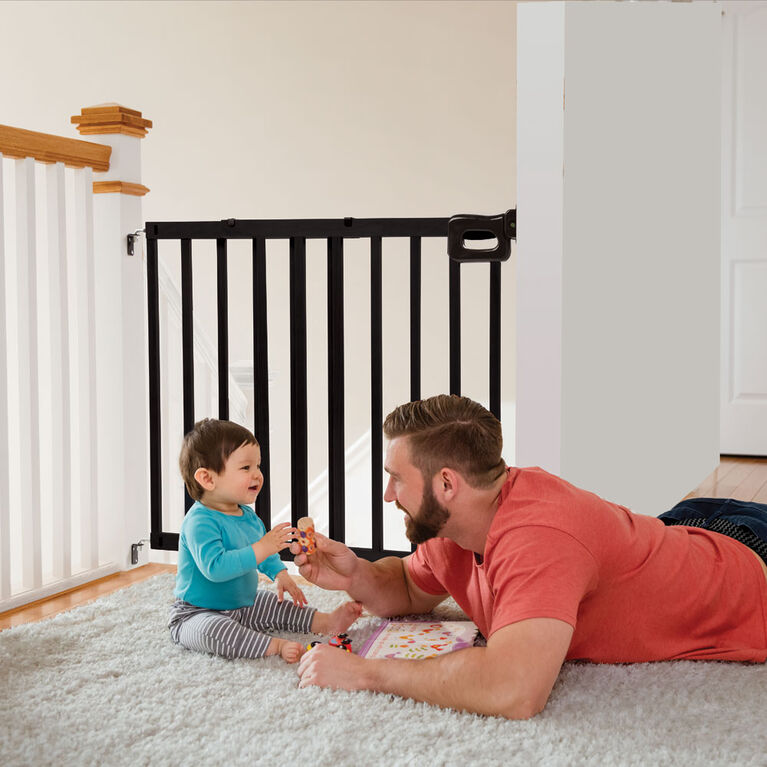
[407,467,767,663]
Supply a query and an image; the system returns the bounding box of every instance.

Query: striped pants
[168,591,316,659]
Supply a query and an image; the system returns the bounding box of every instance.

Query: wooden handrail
[0,124,110,171]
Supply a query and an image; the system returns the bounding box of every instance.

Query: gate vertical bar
[181,239,194,434]
[370,237,383,553]
[147,236,163,547]
[252,238,271,527]
[216,238,229,420]
[327,237,345,541]
[289,237,308,527]
[181,238,194,512]
[409,237,421,402]
[489,262,502,420]
[449,259,461,395]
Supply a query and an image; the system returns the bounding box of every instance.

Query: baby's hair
[179,418,258,501]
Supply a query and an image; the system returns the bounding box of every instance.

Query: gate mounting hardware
[127,229,145,256]
[131,539,150,565]
[447,209,516,263]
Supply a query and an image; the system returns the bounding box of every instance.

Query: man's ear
[194,467,216,492]
[434,467,459,503]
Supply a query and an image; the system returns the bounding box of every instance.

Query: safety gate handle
[447,209,516,263]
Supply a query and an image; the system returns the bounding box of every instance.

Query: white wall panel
[518,1,721,514]
[732,262,767,399]
[721,1,767,455]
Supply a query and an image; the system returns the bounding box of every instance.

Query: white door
[721,1,767,456]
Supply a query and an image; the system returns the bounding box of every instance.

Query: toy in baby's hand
[297,516,316,555]
[306,633,352,653]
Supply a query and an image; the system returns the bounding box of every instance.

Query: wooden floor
[2,455,767,632]
[684,455,767,503]
[0,563,176,631]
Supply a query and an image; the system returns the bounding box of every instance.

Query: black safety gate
[146,210,515,560]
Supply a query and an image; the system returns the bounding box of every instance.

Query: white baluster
[73,166,99,571]
[0,157,10,600]
[47,162,72,580]
[15,157,42,590]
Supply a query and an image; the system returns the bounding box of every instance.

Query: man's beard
[397,485,450,545]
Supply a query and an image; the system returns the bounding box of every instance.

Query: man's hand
[275,570,307,607]
[297,643,368,691]
[296,617,573,719]
[290,532,360,592]
[292,536,442,617]
[252,522,295,563]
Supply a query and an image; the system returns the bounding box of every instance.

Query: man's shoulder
[505,465,577,495]
[489,468,600,546]
[499,467,581,520]
[489,467,628,567]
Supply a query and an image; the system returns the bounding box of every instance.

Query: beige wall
[1,0,518,517]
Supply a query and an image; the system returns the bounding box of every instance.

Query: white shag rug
[2,573,766,767]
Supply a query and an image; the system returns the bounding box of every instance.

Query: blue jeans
[659,497,767,542]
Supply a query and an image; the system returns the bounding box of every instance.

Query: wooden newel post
[71,104,153,569]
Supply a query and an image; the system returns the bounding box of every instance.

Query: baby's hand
[267,637,305,664]
[275,570,308,607]
[279,640,305,664]
[252,522,296,562]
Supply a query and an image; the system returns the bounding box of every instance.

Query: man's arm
[345,554,446,617]
[297,617,573,719]
[292,533,446,617]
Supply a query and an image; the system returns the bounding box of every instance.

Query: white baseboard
[0,564,119,614]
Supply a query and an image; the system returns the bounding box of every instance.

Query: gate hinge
[127,229,145,256]
[131,539,150,565]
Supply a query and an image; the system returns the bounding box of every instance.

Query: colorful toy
[306,634,353,653]
[328,633,352,652]
[297,516,316,555]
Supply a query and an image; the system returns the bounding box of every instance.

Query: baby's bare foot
[279,640,305,664]
[311,600,363,635]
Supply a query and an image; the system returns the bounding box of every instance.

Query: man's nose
[383,477,395,503]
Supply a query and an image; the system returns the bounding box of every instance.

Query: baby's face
[214,442,263,505]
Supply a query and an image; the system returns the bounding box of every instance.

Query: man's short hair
[179,418,258,501]
[383,394,505,488]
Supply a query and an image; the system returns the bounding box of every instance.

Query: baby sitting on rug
[168,418,361,663]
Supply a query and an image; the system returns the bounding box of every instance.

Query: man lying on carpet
[293,394,767,719]
[169,419,362,663]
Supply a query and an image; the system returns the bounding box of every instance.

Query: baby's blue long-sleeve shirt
[174,501,286,610]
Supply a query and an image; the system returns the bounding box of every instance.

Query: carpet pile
[1,573,765,766]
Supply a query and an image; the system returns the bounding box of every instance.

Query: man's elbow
[503,698,547,720]
[496,689,549,720]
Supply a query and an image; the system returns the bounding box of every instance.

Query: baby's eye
[241,465,249,471]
